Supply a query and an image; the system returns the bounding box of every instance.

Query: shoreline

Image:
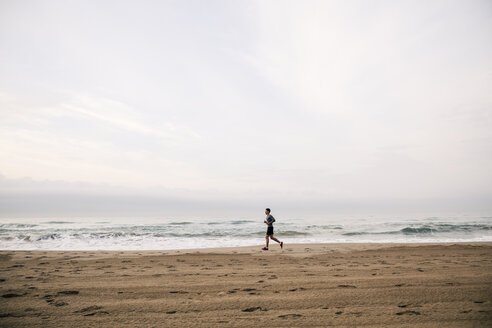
[1,242,491,327]
[1,241,491,256]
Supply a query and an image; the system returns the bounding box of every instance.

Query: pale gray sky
[1,0,491,216]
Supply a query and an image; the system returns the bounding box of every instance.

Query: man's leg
[270,235,281,244]
[265,235,269,248]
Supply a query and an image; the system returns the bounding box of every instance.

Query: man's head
[265,208,271,215]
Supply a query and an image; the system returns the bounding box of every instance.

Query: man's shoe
[280,241,283,249]
[261,247,269,251]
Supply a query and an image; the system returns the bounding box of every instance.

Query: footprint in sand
[2,293,24,298]
[242,306,266,312]
[9,264,24,268]
[278,313,302,318]
[83,311,109,316]
[396,310,420,315]
[57,290,79,296]
[73,305,104,314]
[42,295,55,304]
[0,314,14,318]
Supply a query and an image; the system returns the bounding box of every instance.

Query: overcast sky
[1,0,491,217]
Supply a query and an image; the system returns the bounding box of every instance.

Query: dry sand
[1,242,491,327]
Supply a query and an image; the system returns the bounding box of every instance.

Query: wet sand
[1,242,491,327]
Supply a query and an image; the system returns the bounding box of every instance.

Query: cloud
[0,93,206,189]
[0,0,491,214]
[62,95,201,142]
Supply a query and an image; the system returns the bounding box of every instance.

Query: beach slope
[1,243,491,327]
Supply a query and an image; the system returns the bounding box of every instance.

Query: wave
[401,224,491,234]
[343,232,372,236]
[36,233,63,241]
[167,220,255,226]
[247,230,311,237]
[400,227,433,234]
[3,228,315,242]
[306,225,343,230]
[342,223,492,236]
[231,220,255,225]
[0,223,38,229]
[277,230,311,236]
[1,218,491,250]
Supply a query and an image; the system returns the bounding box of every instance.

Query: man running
[262,208,283,251]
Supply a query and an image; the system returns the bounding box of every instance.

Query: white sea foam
[0,215,491,250]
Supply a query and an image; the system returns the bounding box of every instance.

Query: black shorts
[266,227,274,235]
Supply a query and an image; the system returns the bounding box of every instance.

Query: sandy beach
[1,242,491,327]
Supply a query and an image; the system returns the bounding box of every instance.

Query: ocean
[1,214,491,250]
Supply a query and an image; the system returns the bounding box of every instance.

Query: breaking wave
[0,217,491,250]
